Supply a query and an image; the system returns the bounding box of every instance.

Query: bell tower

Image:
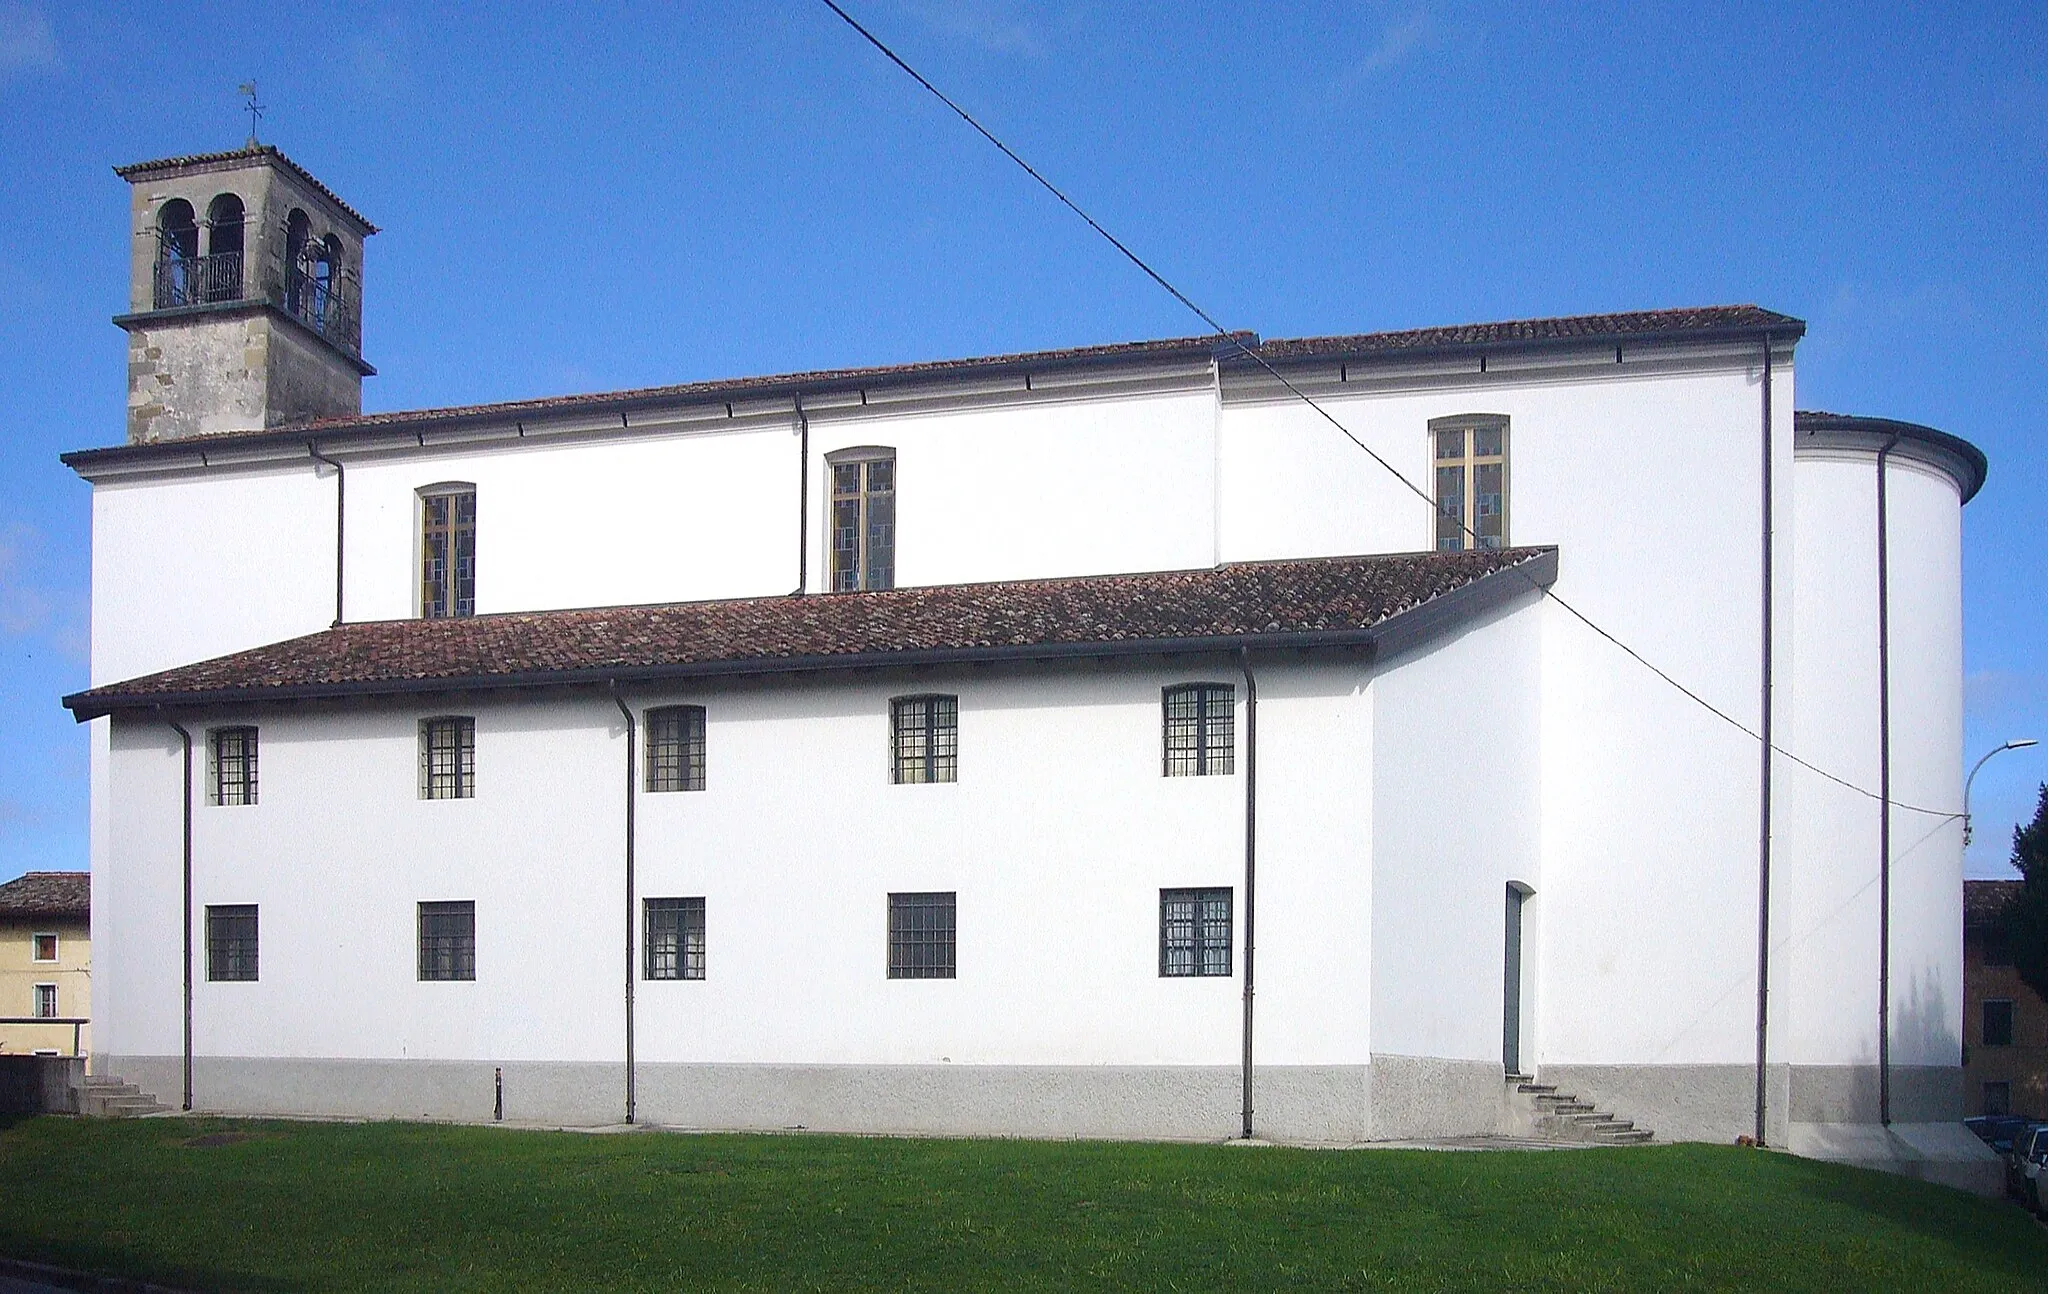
[114,146,376,443]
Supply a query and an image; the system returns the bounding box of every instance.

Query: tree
[2007,783,2048,1005]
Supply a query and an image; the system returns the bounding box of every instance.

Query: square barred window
[418,901,476,981]
[888,891,956,979]
[891,695,957,785]
[645,706,706,793]
[1160,887,1232,977]
[644,897,706,981]
[420,717,475,799]
[206,904,259,982]
[209,726,259,806]
[1162,684,1233,777]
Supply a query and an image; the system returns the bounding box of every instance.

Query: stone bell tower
[114,146,376,443]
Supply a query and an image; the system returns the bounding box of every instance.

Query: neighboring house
[62,145,1992,1171]
[1964,879,2047,1117]
[0,872,90,1057]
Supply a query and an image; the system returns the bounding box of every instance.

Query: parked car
[1966,1114,2035,1155]
[2009,1125,2048,1215]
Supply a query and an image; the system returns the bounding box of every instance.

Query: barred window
[206,904,259,982]
[888,891,955,979]
[644,897,706,981]
[891,695,957,784]
[420,717,476,799]
[209,726,259,806]
[1160,887,1232,977]
[645,706,706,793]
[418,901,476,981]
[1163,684,1234,777]
[420,486,477,618]
[1984,999,2015,1047]
[33,984,57,1018]
[829,448,895,592]
[1432,416,1508,552]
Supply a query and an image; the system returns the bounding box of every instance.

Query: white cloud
[1357,10,1432,77]
[0,2,56,84]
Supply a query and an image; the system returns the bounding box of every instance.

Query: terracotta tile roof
[65,548,1556,720]
[0,872,89,921]
[1966,879,2022,928]
[114,145,377,233]
[60,305,1800,467]
[1248,305,1802,360]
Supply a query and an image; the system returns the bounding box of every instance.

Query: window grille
[645,706,707,793]
[1984,999,2015,1047]
[1160,887,1233,977]
[1431,416,1508,552]
[644,897,706,981]
[829,449,895,592]
[209,726,259,806]
[418,901,476,981]
[420,717,476,799]
[206,905,259,982]
[888,891,956,979]
[30,933,56,962]
[32,984,57,1018]
[420,487,477,618]
[890,695,958,784]
[1162,684,1234,777]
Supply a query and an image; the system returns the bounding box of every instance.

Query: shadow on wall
[1894,965,1960,1074]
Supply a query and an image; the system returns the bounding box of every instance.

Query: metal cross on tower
[238,81,265,147]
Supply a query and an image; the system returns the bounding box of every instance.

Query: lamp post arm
[1964,739,2040,848]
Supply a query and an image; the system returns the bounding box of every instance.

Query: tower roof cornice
[114,145,378,235]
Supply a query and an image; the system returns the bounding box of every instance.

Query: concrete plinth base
[1785,1121,2003,1197]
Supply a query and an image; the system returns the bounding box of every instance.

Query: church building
[64,146,1995,1185]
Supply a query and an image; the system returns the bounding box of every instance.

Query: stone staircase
[79,1075,171,1118]
[1506,1074,1653,1145]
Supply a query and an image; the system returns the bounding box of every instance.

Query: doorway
[1504,882,1533,1074]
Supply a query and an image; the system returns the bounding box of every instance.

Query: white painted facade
[71,150,1989,1158]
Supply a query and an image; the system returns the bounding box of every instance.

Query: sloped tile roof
[1966,879,2022,929]
[1247,305,1803,360]
[0,872,89,921]
[65,547,1555,719]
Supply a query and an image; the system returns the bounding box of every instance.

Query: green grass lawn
[0,1117,2042,1291]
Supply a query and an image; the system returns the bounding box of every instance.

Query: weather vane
[238,80,265,147]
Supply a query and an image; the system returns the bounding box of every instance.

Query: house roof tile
[0,872,89,921]
[1965,879,2022,929]
[114,145,377,233]
[64,547,1555,720]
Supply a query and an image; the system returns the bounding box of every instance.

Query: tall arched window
[154,200,198,307]
[284,208,312,317]
[827,446,895,591]
[314,233,342,330]
[202,193,244,302]
[1431,415,1509,551]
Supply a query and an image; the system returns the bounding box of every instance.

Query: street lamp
[1965,738,2040,847]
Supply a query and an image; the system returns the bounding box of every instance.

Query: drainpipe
[792,394,810,596]
[162,713,194,1112]
[1237,648,1258,1140]
[307,445,345,627]
[1752,334,1775,1146]
[610,683,637,1125]
[1876,431,1900,1126]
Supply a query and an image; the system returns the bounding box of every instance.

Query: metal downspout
[611,683,637,1125]
[1876,432,1900,1126]
[307,445,345,627]
[1753,334,1775,1146]
[792,394,810,596]
[164,715,194,1112]
[1238,648,1258,1140]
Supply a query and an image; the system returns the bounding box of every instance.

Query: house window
[31,933,57,963]
[644,897,706,981]
[32,984,57,1018]
[1160,887,1232,977]
[420,717,476,799]
[1982,931,2013,967]
[418,901,476,981]
[1984,999,2015,1047]
[1432,415,1508,551]
[1162,684,1234,777]
[645,706,706,793]
[888,891,956,979]
[829,448,895,592]
[209,726,259,806]
[420,487,477,618]
[1983,1081,2012,1117]
[890,695,957,784]
[206,905,259,982]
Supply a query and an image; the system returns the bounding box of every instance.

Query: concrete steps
[1511,1078,1654,1145]
[80,1076,170,1118]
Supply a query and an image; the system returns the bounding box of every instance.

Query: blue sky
[0,2,2042,882]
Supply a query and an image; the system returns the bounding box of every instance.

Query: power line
[818,0,1960,823]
